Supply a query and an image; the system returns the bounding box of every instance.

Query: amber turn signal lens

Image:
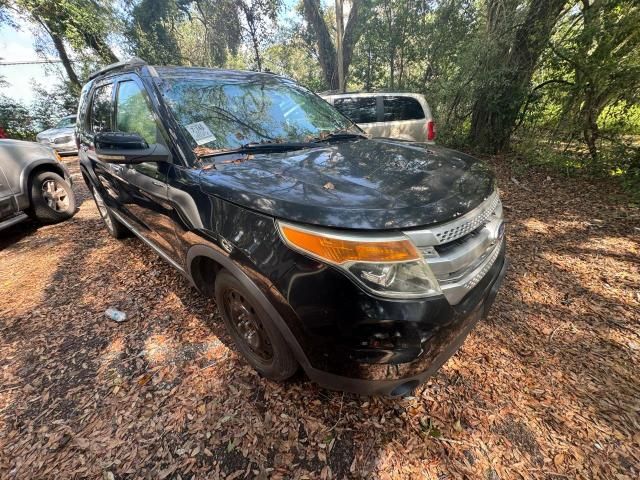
[279,225,420,264]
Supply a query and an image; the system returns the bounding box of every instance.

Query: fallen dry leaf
[0,155,638,479]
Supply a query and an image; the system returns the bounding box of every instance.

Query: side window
[115,80,159,145]
[90,83,114,133]
[76,84,91,131]
[383,96,425,121]
[333,97,377,124]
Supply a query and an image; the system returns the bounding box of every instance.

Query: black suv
[78,58,507,396]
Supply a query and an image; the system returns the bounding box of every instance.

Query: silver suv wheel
[42,179,70,212]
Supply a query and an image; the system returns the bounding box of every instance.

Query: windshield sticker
[184,121,216,145]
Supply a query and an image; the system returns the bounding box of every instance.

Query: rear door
[379,95,426,141]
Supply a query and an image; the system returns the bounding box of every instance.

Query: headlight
[54,136,72,144]
[278,222,441,298]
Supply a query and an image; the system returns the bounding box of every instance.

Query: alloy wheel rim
[42,179,69,212]
[92,187,113,231]
[223,289,273,361]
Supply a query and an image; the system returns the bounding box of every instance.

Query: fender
[185,243,313,371]
[18,158,68,211]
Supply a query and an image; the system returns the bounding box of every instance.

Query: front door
[110,76,180,257]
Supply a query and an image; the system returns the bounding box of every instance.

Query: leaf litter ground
[0,156,638,479]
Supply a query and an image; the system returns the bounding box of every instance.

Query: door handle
[151,180,164,187]
[111,164,123,173]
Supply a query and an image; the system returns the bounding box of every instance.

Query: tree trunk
[49,32,81,90]
[302,0,338,89]
[251,30,262,71]
[469,0,567,152]
[302,0,366,90]
[341,0,364,84]
[82,34,119,64]
[365,41,372,90]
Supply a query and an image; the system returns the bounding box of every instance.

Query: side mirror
[94,132,169,164]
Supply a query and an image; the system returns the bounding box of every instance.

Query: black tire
[215,270,298,381]
[88,184,130,239]
[29,171,76,223]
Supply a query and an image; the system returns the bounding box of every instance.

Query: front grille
[434,227,482,255]
[405,190,504,305]
[432,193,500,244]
[54,135,72,144]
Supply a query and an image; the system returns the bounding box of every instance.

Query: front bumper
[295,243,507,396]
[37,138,77,154]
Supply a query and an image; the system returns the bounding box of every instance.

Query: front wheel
[89,185,130,239]
[29,171,76,223]
[214,270,298,381]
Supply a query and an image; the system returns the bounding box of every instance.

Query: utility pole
[335,0,345,92]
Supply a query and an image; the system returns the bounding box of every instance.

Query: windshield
[160,75,359,153]
[55,116,75,128]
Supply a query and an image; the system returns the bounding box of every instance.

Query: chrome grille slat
[463,240,502,290]
[422,224,495,277]
[437,242,494,283]
[405,190,504,305]
[433,193,499,244]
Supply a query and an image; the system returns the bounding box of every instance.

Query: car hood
[197,138,495,230]
[37,126,74,138]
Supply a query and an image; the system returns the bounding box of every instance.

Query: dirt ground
[1,155,638,479]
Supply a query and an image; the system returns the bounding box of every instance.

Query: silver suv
[321,92,435,143]
[36,115,78,154]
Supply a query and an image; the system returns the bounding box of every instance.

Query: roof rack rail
[88,57,147,81]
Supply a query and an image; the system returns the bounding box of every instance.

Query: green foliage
[0,95,36,139]
[30,81,78,130]
[124,0,186,65]
[239,0,281,70]
[513,0,640,195]
[261,23,326,91]
[123,0,242,67]
[13,0,118,62]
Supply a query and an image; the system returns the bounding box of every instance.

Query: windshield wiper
[312,131,368,143]
[198,141,314,159]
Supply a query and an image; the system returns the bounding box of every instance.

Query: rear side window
[115,80,159,145]
[383,96,425,121]
[77,84,92,131]
[90,84,114,133]
[333,97,377,123]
